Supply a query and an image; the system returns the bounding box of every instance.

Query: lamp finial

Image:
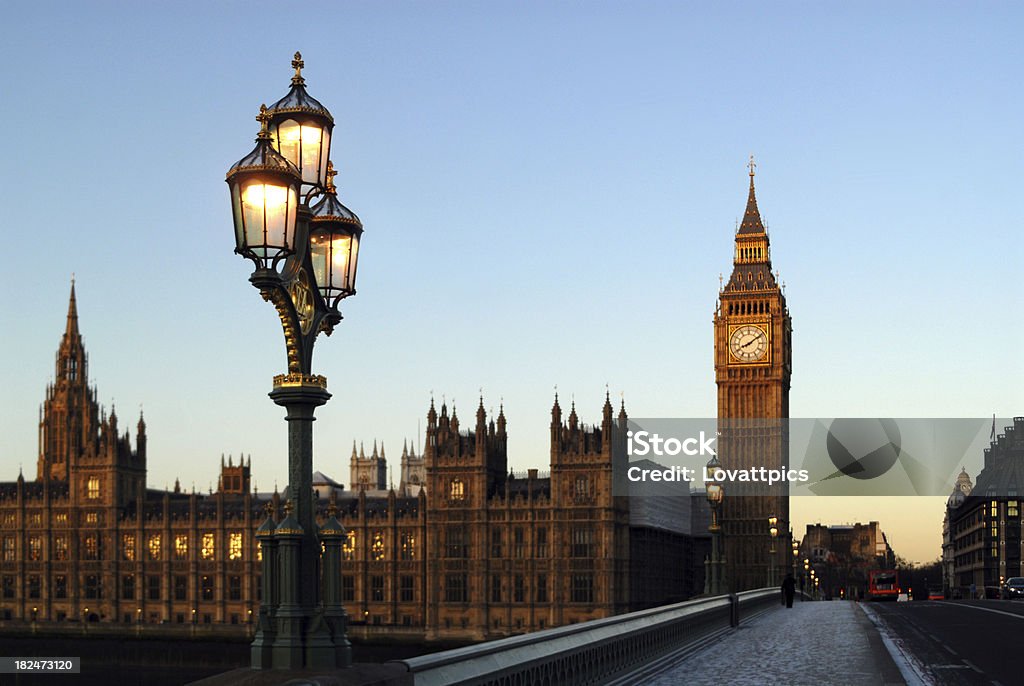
[325,161,337,194]
[256,104,272,140]
[292,51,305,85]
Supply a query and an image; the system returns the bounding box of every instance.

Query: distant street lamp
[792,538,801,600]
[704,454,726,595]
[226,52,360,672]
[768,515,779,587]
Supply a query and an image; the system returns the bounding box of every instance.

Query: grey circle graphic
[826,418,901,480]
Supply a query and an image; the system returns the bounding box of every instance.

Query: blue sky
[1,2,1021,563]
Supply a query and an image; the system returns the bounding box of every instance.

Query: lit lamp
[768,515,779,587]
[309,162,363,309]
[227,105,302,273]
[265,52,334,193]
[704,454,726,595]
[227,53,358,672]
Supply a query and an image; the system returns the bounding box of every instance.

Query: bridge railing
[393,588,788,686]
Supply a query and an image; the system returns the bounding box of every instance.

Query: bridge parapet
[394,588,787,686]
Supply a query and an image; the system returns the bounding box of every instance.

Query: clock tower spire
[714,159,792,591]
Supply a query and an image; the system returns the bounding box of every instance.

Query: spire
[65,278,80,339]
[738,155,766,235]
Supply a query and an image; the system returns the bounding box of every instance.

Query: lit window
[1,537,14,561]
[372,533,385,561]
[201,533,215,560]
[229,532,243,561]
[122,534,136,561]
[175,535,189,560]
[84,535,99,560]
[29,512,41,526]
[54,535,69,561]
[148,535,161,560]
[2,513,14,527]
[1009,501,1019,517]
[87,477,100,499]
[55,513,68,525]
[450,479,465,501]
[342,532,356,560]
[28,536,42,561]
[400,532,416,560]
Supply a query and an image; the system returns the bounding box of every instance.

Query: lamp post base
[249,377,351,671]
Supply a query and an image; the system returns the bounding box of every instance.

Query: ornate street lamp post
[226,52,362,671]
[792,537,801,600]
[767,515,778,588]
[704,454,726,595]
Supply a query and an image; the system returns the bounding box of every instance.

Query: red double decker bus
[867,569,900,601]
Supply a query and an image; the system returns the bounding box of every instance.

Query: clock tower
[713,159,792,591]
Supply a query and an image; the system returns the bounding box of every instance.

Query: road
[869,599,1024,685]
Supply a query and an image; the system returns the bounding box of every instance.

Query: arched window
[450,479,465,501]
[86,477,100,500]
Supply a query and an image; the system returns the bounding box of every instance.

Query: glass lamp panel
[277,120,301,170]
[310,235,329,293]
[231,185,245,252]
[347,233,360,291]
[331,235,353,291]
[299,125,324,186]
[240,181,296,258]
[311,231,354,297]
[318,128,331,187]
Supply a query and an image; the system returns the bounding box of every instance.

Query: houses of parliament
[0,168,790,638]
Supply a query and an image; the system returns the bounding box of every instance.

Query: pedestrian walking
[781,573,796,608]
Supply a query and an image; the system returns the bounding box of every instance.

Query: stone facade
[0,284,706,638]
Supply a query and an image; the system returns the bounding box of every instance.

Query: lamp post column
[269,379,336,670]
[270,380,330,609]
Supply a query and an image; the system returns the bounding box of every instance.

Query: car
[1003,577,1024,600]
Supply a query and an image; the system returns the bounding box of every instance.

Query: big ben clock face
[729,324,768,363]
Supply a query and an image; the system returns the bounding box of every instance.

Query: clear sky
[1,2,1021,564]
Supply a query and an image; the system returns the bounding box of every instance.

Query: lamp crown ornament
[325,161,338,194]
[256,104,272,140]
[291,51,305,85]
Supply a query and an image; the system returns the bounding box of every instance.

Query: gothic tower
[422,396,507,639]
[38,281,95,481]
[349,440,387,491]
[37,281,146,507]
[713,160,793,591]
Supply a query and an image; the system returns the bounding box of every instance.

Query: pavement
[645,600,907,686]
